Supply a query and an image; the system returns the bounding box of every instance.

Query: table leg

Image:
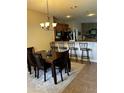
[51,64,57,84]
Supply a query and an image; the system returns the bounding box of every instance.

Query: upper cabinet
[81,23,97,35]
[81,23,97,41]
[53,17,69,32]
[55,23,69,32]
[54,23,70,41]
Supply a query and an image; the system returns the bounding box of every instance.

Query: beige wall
[27,9,55,51]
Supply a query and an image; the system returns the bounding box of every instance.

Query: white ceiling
[27,0,97,23]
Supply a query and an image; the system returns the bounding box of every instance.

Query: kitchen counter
[53,41,97,62]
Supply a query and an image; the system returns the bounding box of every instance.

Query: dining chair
[27,47,37,77]
[53,50,70,82]
[34,53,51,81]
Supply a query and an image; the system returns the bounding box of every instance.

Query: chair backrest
[54,50,70,68]
[61,50,69,59]
[79,43,88,49]
[63,50,70,66]
[27,47,35,54]
[27,47,36,66]
[34,53,47,69]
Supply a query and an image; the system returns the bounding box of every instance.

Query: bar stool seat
[79,43,91,63]
[80,48,91,51]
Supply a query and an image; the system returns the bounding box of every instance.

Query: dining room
[27,0,97,93]
[1,0,123,93]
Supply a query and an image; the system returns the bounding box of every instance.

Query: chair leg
[68,60,71,72]
[37,69,39,78]
[59,69,63,81]
[51,67,54,77]
[66,67,69,76]
[34,67,36,77]
[65,62,70,76]
[27,63,31,74]
[29,70,31,74]
[28,66,31,74]
[65,68,66,73]
[44,70,46,81]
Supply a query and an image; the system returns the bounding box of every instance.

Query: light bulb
[52,23,57,27]
[40,23,44,28]
[45,22,50,28]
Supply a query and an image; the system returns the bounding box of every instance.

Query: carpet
[27,62,85,93]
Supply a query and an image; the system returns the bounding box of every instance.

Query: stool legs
[74,49,78,61]
[86,50,90,63]
[81,50,84,63]
[81,50,90,64]
[70,49,72,58]
[69,49,78,62]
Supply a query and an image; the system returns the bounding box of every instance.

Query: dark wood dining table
[35,50,69,84]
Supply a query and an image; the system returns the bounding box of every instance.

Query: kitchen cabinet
[55,23,69,32]
[54,23,70,41]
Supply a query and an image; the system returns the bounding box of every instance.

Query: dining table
[35,50,70,84]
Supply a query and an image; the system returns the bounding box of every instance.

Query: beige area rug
[27,62,85,93]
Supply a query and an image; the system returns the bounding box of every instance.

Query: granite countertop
[76,40,97,42]
[78,38,97,42]
[55,38,97,42]
[55,40,97,42]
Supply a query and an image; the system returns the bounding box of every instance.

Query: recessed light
[70,5,78,9]
[66,15,71,18]
[87,13,95,16]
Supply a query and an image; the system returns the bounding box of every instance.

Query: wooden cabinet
[54,23,70,41]
[81,23,97,35]
[81,23,97,40]
[55,23,69,32]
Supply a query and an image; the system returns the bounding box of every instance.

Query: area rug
[27,62,85,93]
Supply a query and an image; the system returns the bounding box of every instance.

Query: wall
[27,9,54,51]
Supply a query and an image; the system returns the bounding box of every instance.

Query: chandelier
[40,0,57,30]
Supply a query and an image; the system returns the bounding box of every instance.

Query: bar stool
[68,42,78,61]
[79,43,91,63]
[58,42,67,51]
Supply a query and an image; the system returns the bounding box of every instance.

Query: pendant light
[40,0,57,30]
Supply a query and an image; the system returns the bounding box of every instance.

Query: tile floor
[62,63,97,93]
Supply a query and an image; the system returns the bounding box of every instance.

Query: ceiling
[27,0,97,23]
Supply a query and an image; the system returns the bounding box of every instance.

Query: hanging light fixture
[40,0,57,30]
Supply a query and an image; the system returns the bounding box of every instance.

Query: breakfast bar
[53,41,97,63]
